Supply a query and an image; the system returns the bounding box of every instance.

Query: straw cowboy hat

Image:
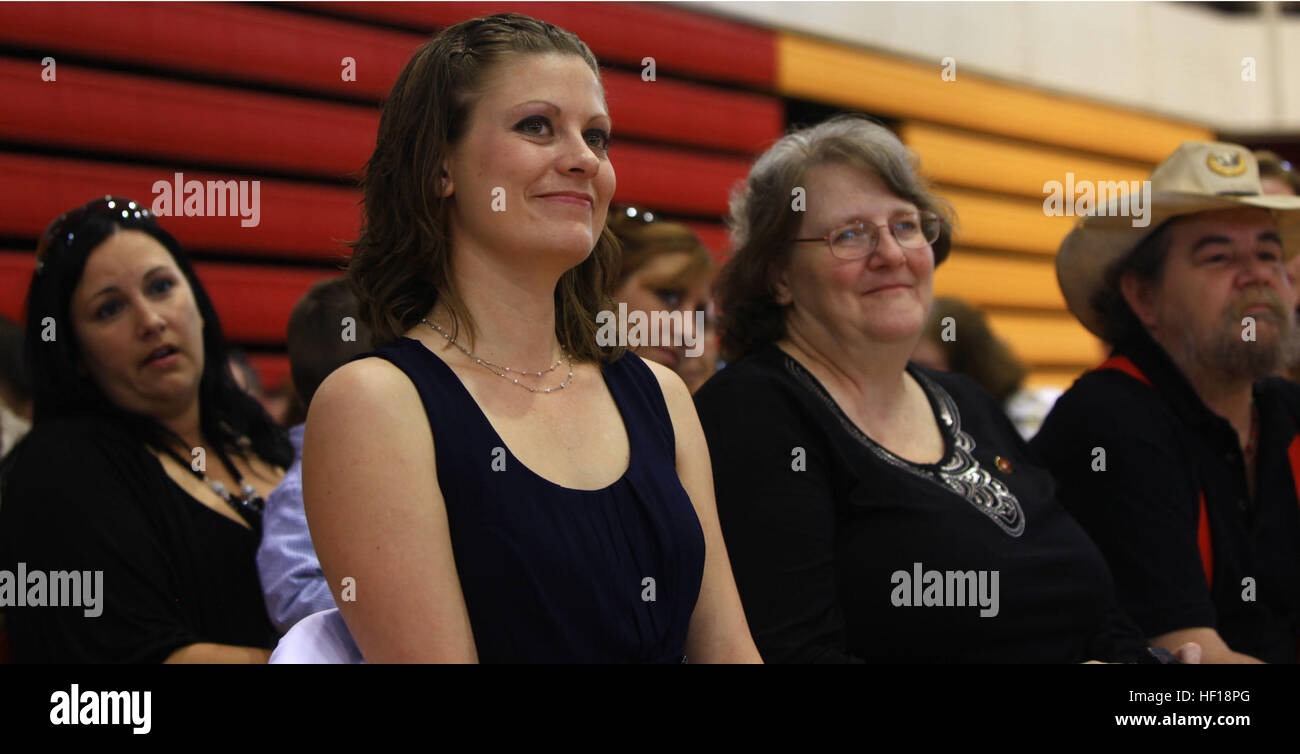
[1057,141,1300,338]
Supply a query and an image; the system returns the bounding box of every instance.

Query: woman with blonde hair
[607,206,718,392]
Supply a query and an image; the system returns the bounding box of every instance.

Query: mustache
[1230,291,1288,321]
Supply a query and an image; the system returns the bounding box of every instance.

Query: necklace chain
[421,317,574,394]
[157,444,264,526]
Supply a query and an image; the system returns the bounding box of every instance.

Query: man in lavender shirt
[258,278,371,635]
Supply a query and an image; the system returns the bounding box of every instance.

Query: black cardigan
[695,342,1152,663]
[0,414,275,663]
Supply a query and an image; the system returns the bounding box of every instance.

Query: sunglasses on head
[36,195,154,271]
[614,205,658,224]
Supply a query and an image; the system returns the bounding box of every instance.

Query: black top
[0,415,276,663]
[362,338,705,663]
[1031,326,1300,663]
[694,342,1152,663]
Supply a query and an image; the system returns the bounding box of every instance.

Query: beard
[1178,289,1300,380]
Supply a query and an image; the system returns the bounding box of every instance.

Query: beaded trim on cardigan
[781,354,1026,537]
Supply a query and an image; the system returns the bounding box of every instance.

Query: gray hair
[717,113,955,359]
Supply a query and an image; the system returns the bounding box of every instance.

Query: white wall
[686,1,1298,134]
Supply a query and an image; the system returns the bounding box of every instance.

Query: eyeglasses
[794,210,942,260]
[37,195,153,270]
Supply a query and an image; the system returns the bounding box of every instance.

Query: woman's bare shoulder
[315,356,418,410]
[307,356,426,445]
[631,354,704,454]
[634,355,691,409]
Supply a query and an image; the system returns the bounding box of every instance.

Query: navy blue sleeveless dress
[364,337,706,663]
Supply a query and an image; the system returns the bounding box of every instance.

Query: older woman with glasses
[0,196,290,663]
[694,114,1200,663]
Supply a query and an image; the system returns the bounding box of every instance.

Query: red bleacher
[0,2,782,389]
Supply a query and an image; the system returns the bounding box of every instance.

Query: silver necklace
[420,317,574,394]
[156,444,263,529]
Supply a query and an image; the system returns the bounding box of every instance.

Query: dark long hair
[19,197,292,469]
[348,12,623,361]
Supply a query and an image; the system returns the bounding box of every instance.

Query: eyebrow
[1190,230,1284,254]
[832,206,920,228]
[89,265,169,300]
[511,99,612,127]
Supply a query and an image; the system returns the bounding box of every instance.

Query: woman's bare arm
[642,358,762,663]
[163,643,271,664]
[302,357,478,663]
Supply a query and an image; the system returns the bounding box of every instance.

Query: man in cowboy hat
[1031,141,1300,663]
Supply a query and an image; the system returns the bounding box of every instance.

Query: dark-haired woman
[304,13,759,662]
[0,196,290,663]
